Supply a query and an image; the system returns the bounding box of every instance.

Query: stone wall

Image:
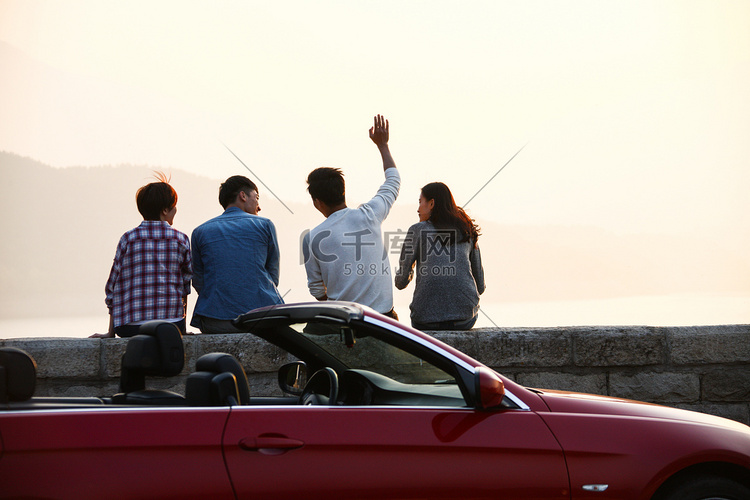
[2,324,748,425]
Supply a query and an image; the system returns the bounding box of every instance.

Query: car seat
[112,321,185,405]
[185,353,250,406]
[0,347,36,404]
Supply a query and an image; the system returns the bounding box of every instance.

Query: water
[1,294,748,339]
[0,316,108,339]
[471,294,750,329]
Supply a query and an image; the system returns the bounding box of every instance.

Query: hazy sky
[2,0,748,233]
[1,1,748,330]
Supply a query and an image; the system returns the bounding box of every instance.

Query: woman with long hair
[395,182,485,330]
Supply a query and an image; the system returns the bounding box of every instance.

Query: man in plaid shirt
[91,174,192,338]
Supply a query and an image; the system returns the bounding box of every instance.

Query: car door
[0,407,235,499]
[223,405,570,499]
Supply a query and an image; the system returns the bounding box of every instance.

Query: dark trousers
[411,315,477,331]
[115,319,186,338]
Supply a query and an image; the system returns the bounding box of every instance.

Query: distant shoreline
[2,294,749,339]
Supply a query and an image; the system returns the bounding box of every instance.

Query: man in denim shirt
[191,175,284,333]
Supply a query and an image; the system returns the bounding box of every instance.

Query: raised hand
[369,114,389,146]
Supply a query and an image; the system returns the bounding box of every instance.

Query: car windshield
[289,321,457,386]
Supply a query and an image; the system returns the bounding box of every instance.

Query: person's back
[304,168,399,313]
[395,182,485,330]
[396,220,484,328]
[91,173,192,338]
[191,176,283,334]
[303,115,400,317]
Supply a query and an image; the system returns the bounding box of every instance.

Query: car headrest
[185,371,241,407]
[122,321,184,377]
[195,353,250,404]
[0,347,37,403]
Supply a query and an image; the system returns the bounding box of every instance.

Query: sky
[1,0,749,331]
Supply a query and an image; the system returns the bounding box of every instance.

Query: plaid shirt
[105,221,192,328]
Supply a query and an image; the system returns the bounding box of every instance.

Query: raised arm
[369,114,396,172]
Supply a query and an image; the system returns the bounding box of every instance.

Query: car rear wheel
[657,475,750,500]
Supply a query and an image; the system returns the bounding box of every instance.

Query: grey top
[395,220,485,324]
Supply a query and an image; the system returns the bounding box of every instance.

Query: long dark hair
[421,182,480,245]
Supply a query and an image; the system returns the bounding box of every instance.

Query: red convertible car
[1,302,749,499]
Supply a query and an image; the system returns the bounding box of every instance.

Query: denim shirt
[190,207,283,325]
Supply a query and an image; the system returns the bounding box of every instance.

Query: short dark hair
[219,175,258,209]
[306,167,345,206]
[136,172,177,221]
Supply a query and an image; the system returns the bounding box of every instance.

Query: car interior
[1,317,509,411]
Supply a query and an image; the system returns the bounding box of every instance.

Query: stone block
[610,371,699,403]
[473,328,571,367]
[702,368,750,402]
[181,336,198,373]
[431,331,479,358]
[38,380,119,399]
[101,338,128,378]
[191,333,291,373]
[1,339,101,378]
[517,372,607,396]
[248,372,284,397]
[668,325,750,365]
[574,327,664,367]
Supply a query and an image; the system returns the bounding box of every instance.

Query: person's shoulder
[166,225,190,240]
[308,216,331,234]
[121,222,149,239]
[121,225,140,237]
[193,209,238,233]
[306,213,344,241]
[252,214,275,225]
[116,228,136,247]
[193,213,221,231]
[241,214,277,231]
[409,220,432,232]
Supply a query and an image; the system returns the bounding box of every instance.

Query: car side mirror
[474,366,505,410]
[278,361,307,396]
